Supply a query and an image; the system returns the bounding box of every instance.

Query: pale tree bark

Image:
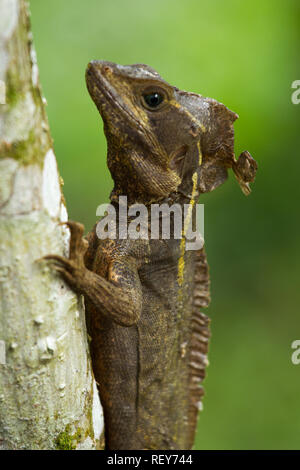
[0,0,104,449]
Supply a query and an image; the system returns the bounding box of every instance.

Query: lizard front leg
[44,221,142,327]
[44,220,89,292]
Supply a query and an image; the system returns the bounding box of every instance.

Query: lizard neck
[109,143,201,208]
[109,187,199,208]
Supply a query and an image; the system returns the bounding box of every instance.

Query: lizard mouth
[86,61,146,134]
[85,61,168,163]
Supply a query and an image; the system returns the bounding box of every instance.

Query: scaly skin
[45,62,257,449]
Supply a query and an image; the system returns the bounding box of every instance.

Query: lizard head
[86,60,257,203]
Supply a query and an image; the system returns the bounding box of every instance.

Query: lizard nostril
[103,65,112,73]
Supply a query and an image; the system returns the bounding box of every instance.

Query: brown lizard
[45,61,257,450]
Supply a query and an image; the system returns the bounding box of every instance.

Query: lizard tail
[187,247,211,448]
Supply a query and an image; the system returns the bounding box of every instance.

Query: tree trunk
[0,0,104,449]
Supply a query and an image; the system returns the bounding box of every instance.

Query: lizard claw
[59,220,85,235]
[41,220,89,292]
[43,254,88,292]
[51,265,77,287]
[59,220,88,259]
[43,254,75,272]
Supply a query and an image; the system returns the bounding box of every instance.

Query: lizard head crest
[86,61,257,203]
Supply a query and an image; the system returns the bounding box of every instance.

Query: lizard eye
[142,92,164,110]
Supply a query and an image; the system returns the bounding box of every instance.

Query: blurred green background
[30,0,300,449]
